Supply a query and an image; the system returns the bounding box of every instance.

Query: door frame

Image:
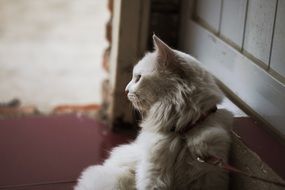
[109,0,150,128]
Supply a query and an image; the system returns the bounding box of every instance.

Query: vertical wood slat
[110,0,150,128]
[270,0,285,77]
[220,0,248,48]
[195,0,222,33]
[243,0,277,65]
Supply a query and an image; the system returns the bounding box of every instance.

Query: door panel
[220,0,247,48]
[243,0,277,65]
[270,0,285,77]
[195,0,222,32]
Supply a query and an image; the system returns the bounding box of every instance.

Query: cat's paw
[74,165,124,190]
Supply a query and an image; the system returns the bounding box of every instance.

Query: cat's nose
[125,83,130,95]
[125,89,129,95]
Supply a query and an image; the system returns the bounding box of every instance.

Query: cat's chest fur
[136,130,199,166]
[135,130,196,185]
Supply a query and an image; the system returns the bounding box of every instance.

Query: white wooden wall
[179,0,285,136]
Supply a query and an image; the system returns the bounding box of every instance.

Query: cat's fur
[75,35,233,190]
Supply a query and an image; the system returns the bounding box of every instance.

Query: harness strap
[197,155,285,187]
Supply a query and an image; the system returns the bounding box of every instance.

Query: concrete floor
[0,0,108,112]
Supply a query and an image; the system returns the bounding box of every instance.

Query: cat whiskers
[127,93,146,114]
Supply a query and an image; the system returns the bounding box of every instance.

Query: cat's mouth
[127,93,139,105]
[127,93,146,112]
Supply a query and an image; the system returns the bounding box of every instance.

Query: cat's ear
[153,34,185,75]
[153,34,176,67]
[153,34,174,59]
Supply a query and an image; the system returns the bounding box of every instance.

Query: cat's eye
[134,75,141,83]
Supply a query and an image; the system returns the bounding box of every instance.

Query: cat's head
[125,35,223,121]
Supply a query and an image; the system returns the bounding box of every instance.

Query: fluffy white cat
[75,35,233,190]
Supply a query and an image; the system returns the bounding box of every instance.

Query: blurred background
[0,0,108,113]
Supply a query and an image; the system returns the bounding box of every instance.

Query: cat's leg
[136,158,175,190]
[135,158,152,190]
[104,142,141,168]
[75,143,139,190]
[75,165,133,190]
[135,139,176,190]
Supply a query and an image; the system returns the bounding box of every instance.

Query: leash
[197,155,285,188]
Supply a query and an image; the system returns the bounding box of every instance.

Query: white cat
[75,35,233,190]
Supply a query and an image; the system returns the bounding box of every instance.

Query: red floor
[0,115,284,189]
[0,114,135,190]
[233,118,285,180]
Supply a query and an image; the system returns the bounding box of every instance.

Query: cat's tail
[74,165,134,190]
